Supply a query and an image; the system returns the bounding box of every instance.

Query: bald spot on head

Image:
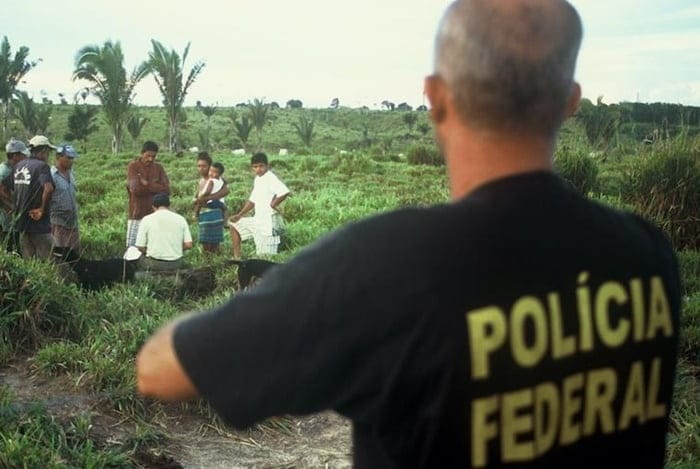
[435,0,582,135]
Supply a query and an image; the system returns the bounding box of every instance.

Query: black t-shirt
[2,158,53,233]
[175,171,680,468]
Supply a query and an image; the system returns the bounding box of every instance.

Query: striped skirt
[198,208,224,244]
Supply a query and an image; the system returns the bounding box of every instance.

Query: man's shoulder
[160,209,188,223]
[261,170,281,181]
[20,158,48,172]
[127,159,142,170]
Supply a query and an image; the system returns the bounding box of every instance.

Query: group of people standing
[1,136,290,272]
[0,135,80,260]
[125,142,290,270]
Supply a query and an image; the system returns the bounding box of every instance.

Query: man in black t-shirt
[136,1,680,467]
[1,135,55,259]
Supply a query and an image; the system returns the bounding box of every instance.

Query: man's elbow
[183,241,193,251]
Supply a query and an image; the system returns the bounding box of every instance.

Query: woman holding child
[194,152,228,254]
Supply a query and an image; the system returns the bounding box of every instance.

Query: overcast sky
[8,0,700,109]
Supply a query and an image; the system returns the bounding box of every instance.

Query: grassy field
[0,105,698,467]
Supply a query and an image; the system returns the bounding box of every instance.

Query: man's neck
[442,124,555,200]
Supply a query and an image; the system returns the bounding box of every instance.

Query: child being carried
[195,162,226,218]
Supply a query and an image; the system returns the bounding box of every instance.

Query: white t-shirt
[135,208,193,261]
[250,170,289,219]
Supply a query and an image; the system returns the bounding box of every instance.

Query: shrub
[623,151,700,250]
[678,250,700,296]
[678,293,700,362]
[406,144,443,166]
[0,391,132,467]
[553,147,599,194]
[666,355,700,466]
[0,254,82,363]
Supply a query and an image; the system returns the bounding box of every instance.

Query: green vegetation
[147,40,205,152]
[0,99,698,465]
[73,41,150,153]
[0,36,39,142]
[12,90,51,137]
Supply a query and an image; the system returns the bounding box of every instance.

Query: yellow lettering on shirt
[464,272,676,466]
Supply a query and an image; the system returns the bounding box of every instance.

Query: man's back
[173,171,680,467]
[12,158,52,232]
[137,209,191,261]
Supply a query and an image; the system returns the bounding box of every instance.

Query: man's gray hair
[434,0,582,135]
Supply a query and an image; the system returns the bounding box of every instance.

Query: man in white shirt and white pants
[228,152,290,258]
[136,193,193,271]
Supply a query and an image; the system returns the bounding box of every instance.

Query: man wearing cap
[135,193,192,272]
[0,138,30,252]
[126,141,170,247]
[50,144,81,255]
[2,135,56,259]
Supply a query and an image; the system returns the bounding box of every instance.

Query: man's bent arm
[136,319,199,401]
[271,193,289,210]
[230,200,255,223]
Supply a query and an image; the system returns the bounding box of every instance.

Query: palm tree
[73,41,148,154]
[147,40,204,152]
[11,91,52,137]
[126,112,149,149]
[197,103,217,151]
[248,98,269,150]
[12,90,38,137]
[292,114,315,148]
[0,36,39,141]
[232,115,253,151]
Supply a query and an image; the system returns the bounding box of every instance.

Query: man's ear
[424,74,448,124]
[564,82,581,118]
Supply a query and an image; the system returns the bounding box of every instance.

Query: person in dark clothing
[0,138,29,253]
[136,1,681,467]
[1,135,56,259]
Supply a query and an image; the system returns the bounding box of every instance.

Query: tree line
[1,36,430,155]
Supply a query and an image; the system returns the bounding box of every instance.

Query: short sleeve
[38,163,53,186]
[182,219,192,243]
[135,218,148,247]
[270,173,289,197]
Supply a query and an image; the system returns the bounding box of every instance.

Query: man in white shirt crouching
[136,193,193,271]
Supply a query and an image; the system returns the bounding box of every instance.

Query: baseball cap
[28,135,56,149]
[5,138,30,156]
[56,144,79,158]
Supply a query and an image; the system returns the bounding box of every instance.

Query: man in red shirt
[126,141,169,247]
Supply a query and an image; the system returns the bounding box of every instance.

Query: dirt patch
[163,411,352,468]
[0,360,352,468]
